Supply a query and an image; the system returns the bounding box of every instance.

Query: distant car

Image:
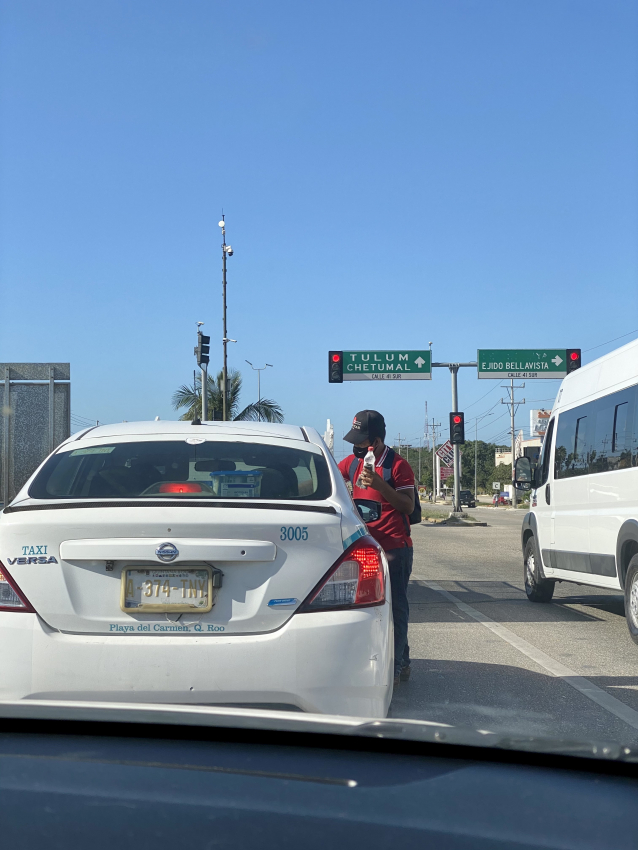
[459,490,476,508]
[0,420,393,716]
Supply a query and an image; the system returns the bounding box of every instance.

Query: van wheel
[524,537,555,602]
[624,556,638,645]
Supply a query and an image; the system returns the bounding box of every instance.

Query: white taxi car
[0,421,393,716]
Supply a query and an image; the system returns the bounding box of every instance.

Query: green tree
[392,446,435,488]
[172,369,284,423]
[459,440,506,493]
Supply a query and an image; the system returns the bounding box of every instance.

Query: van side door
[534,417,555,572]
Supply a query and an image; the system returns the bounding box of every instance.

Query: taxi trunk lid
[0,502,343,635]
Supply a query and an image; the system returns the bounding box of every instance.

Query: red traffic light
[329,351,344,383]
[566,349,581,374]
[449,411,465,444]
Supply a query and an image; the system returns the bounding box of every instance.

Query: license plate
[120,567,213,613]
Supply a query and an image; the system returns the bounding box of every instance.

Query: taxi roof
[68,421,311,444]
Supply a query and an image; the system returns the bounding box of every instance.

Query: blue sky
[1,0,637,457]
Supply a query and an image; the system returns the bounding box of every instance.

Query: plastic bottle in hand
[357,447,376,488]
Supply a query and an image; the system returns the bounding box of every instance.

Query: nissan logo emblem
[155,542,179,562]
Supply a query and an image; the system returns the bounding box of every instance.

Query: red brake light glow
[299,539,385,612]
[159,482,203,494]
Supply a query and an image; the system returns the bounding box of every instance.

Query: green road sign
[342,350,431,381]
[477,349,579,379]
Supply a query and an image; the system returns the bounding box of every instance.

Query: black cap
[344,410,386,445]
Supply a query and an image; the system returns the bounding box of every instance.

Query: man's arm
[357,468,415,514]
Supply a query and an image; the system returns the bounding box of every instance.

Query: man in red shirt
[338,410,415,687]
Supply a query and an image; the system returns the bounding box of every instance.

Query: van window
[553,383,638,479]
[537,418,555,486]
[555,407,590,479]
[590,392,635,473]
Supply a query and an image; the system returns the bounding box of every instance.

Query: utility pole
[418,436,421,485]
[501,379,525,508]
[219,216,235,421]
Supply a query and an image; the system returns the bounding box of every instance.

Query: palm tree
[172,368,284,423]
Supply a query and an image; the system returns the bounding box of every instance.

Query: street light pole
[245,361,273,421]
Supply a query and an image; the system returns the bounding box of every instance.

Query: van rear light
[0,563,35,612]
[298,538,385,612]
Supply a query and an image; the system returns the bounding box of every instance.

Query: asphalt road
[391,508,638,746]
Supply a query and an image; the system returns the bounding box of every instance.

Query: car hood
[1,700,636,764]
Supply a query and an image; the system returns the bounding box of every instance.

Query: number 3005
[280,526,308,541]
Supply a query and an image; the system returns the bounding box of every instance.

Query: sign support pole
[451,365,461,513]
[432,362,476,513]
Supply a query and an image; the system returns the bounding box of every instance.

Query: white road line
[425,581,638,732]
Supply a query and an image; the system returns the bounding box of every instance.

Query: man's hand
[358,467,383,490]
[358,466,414,515]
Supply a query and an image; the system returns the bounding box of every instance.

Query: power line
[464,382,502,411]
[584,328,638,353]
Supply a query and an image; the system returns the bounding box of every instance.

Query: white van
[515,338,638,644]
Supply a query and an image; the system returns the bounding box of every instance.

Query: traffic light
[450,411,465,444]
[566,349,581,374]
[195,331,210,366]
[329,351,343,383]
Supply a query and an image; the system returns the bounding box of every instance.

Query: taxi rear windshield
[29,440,332,501]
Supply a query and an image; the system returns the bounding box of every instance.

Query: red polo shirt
[338,446,415,551]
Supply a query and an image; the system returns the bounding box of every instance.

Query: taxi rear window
[29,440,332,501]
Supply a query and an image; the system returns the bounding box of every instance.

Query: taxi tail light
[0,563,35,612]
[298,538,385,612]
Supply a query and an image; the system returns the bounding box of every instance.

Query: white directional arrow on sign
[415,357,426,368]
[551,355,563,366]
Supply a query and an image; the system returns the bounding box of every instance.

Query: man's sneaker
[400,665,411,682]
[393,674,400,688]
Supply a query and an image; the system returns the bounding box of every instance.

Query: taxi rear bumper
[0,605,393,717]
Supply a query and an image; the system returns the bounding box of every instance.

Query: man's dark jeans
[385,545,413,677]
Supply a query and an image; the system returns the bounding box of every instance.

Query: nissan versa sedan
[0,421,393,716]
